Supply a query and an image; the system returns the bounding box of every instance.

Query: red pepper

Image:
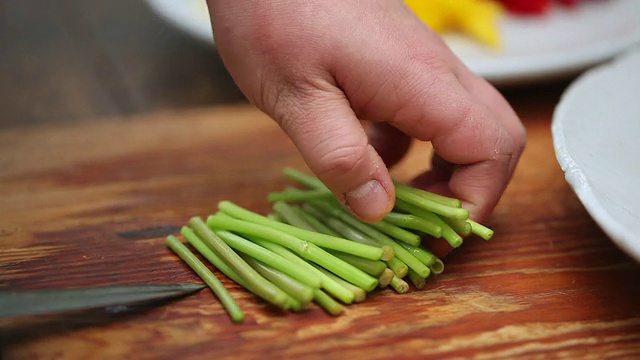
[496,0,581,14]
[496,0,551,14]
[557,0,578,6]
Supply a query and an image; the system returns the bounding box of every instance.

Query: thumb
[274,85,395,222]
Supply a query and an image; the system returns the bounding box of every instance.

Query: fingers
[364,122,412,168]
[273,84,395,222]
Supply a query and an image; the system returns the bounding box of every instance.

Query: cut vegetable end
[313,289,344,316]
[390,276,410,294]
[468,219,494,240]
[408,270,426,290]
[378,268,395,288]
[386,257,409,279]
[380,246,395,261]
[430,259,445,274]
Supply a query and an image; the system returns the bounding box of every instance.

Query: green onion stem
[393,180,462,208]
[309,201,431,278]
[242,255,314,304]
[440,216,471,236]
[268,188,333,202]
[189,217,290,310]
[266,213,283,222]
[311,264,366,303]
[214,230,321,289]
[395,185,469,220]
[407,269,426,290]
[313,289,343,316]
[283,167,327,190]
[394,199,463,248]
[389,275,410,294]
[291,205,341,237]
[207,214,378,291]
[468,219,494,240]
[166,235,244,323]
[304,206,395,261]
[395,241,444,274]
[181,227,248,287]
[368,219,422,247]
[327,250,387,277]
[384,212,442,238]
[272,201,316,231]
[246,236,355,304]
[378,268,395,288]
[217,201,384,261]
[385,257,409,278]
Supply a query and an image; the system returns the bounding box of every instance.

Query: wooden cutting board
[1,104,639,359]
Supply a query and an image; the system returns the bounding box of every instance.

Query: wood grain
[1,104,639,359]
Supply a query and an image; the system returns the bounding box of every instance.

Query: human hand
[207,0,526,223]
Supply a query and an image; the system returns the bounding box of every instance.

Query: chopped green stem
[394,199,463,248]
[396,241,441,270]
[267,213,285,222]
[440,216,471,236]
[390,275,410,294]
[395,186,469,220]
[310,201,431,278]
[468,219,494,240]
[385,257,409,278]
[207,214,378,291]
[268,188,333,202]
[272,201,316,231]
[378,268,395,288]
[214,230,321,288]
[181,227,246,287]
[283,167,328,190]
[303,244,378,292]
[189,217,290,310]
[217,201,384,260]
[246,236,354,304]
[317,213,395,261]
[166,235,244,323]
[430,258,445,274]
[313,289,343,316]
[328,250,387,277]
[407,269,426,290]
[369,219,422,247]
[393,180,462,208]
[312,264,366,303]
[243,256,314,304]
[287,297,304,312]
[384,212,442,238]
[294,205,341,237]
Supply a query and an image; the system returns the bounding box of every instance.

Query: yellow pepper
[404,0,503,47]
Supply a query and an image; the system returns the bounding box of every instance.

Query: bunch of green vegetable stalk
[167,168,494,323]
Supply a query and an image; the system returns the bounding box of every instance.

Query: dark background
[0,0,246,129]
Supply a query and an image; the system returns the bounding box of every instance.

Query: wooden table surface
[2,96,640,359]
[2,2,640,359]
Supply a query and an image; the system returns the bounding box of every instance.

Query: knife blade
[0,283,206,318]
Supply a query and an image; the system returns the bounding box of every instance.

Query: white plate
[552,50,640,263]
[146,0,640,86]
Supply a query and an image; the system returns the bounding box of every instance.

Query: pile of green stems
[166,168,493,322]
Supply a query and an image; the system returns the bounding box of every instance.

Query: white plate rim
[145,0,640,86]
[551,50,640,262]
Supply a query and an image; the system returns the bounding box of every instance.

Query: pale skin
[207,0,527,223]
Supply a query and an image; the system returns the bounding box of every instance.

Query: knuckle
[314,142,369,179]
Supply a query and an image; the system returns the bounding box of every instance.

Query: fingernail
[344,180,392,222]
